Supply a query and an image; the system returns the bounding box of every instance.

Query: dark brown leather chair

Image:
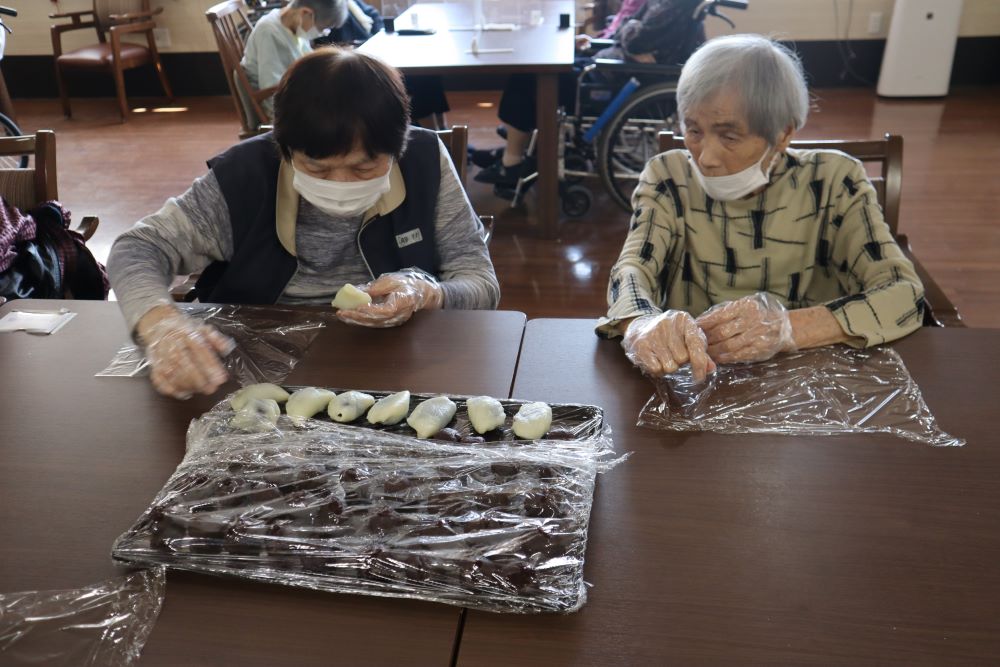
[50,0,174,121]
[658,131,962,327]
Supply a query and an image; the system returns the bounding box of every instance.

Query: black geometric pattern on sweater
[682,251,694,282]
[843,175,858,196]
[827,292,867,310]
[832,214,844,228]
[640,241,656,261]
[706,196,716,222]
[610,277,621,301]
[864,241,883,261]
[808,179,824,216]
[816,239,831,267]
[750,209,765,248]
[655,179,684,217]
[725,247,737,274]
[787,272,801,302]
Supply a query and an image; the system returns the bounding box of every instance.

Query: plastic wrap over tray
[96,304,327,385]
[113,389,619,613]
[0,568,165,666]
[637,345,963,447]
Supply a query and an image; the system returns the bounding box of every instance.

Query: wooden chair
[0,131,98,240]
[207,0,277,140]
[50,0,174,122]
[657,131,961,327]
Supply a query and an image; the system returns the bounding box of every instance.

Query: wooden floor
[12,86,1000,327]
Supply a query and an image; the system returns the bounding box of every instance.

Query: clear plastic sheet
[112,389,620,613]
[637,345,964,447]
[0,568,165,666]
[96,305,327,386]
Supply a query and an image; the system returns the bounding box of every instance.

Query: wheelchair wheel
[596,82,679,213]
[0,112,28,169]
[561,184,592,218]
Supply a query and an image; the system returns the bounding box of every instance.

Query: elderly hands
[622,293,798,381]
[136,305,235,399]
[335,269,444,328]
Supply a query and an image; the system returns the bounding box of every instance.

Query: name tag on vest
[395,228,424,248]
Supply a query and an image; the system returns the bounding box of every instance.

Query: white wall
[5,0,1000,56]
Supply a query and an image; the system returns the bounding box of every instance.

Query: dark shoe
[469,147,504,168]
[496,125,508,140]
[493,184,516,200]
[474,160,523,186]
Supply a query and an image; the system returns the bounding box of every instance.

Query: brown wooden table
[0,299,525,666]
[457,320,1000,665]
[358,1,576,240]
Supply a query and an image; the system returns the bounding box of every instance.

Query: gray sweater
[108,140,500,332]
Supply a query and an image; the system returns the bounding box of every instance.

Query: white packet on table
[0,308,76,334]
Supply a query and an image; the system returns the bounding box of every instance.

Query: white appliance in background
[878,0,964,97]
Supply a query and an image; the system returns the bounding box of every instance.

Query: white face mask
[292,160,393,217]
[298,25,323,42]
[691,147,780,201]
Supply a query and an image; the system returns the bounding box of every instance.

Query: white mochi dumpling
[331,283,373,310]
[367,390,411,425]
[407,396,458,438]
[466,396,506,434]
[230,383,290,411]
[328,391,376,423]
[286,387,337,419]
[512,401,553,440]
[230,398,281,430]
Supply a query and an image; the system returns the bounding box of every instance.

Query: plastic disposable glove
[621,311,716,382]
[335,269,444,328]
[136,305,235,399]
[696,292,797,364]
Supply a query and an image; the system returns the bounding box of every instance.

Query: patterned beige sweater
[598,148,925,346]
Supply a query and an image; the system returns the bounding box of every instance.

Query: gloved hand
[335,269,444,328]
[136,305,235,399]
[621,311,716,382]
[696,293,797,364]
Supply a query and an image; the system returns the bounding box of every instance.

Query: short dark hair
[273,48,411,160]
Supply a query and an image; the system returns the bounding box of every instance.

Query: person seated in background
[241,0,348,117]
[597,34,925,381]
[474,0,702,189]
[107,49,499,400]
[321,0,451,129]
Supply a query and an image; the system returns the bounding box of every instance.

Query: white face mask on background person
[298,25,323,42]
[292,160,393,217]
[691,148,780,202]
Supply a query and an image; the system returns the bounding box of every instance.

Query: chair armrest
[588,38,615,50]
[109,7,163,23]
[251,85,279,103]
[592,58,683,76]
[49,10,96,20]
[898,233,964,328]
[109,20,157,36]
[75,216,99,242]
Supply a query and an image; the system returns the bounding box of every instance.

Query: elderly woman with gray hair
[598,34,924,381]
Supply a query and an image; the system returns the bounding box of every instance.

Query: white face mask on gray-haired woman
[691,149,780,202]
[292,159,393,217]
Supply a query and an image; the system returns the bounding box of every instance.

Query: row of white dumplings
[229,383,554,440]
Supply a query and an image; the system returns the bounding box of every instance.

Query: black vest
[193,128,441,304]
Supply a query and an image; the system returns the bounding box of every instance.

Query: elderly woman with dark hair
[599,34,924,381]
[108,48,498,399]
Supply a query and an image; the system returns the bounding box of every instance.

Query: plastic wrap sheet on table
[112,388,621,613]
[96,304,328,385]
[0,568,165,666]
[637,345,963,447]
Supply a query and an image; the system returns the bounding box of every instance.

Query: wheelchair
[503,0,747,217]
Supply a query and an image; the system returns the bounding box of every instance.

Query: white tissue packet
[0,309,77,334]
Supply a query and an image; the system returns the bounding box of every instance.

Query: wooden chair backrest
[0,131,57,211]
[206,0,269,137]
[94,0,150,34]
[435,126,468,183]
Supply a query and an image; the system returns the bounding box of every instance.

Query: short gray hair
[294,0,348,29]
[677,34,809,144]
